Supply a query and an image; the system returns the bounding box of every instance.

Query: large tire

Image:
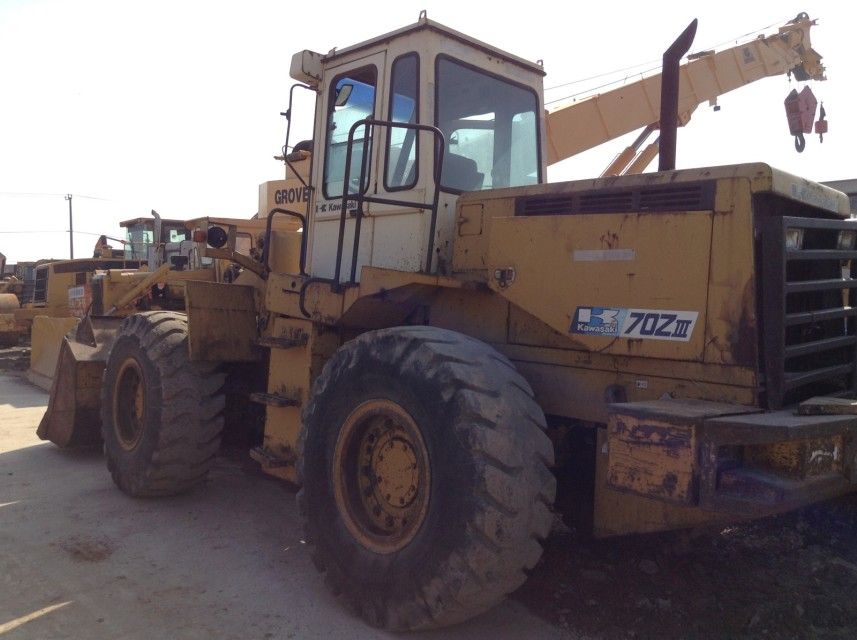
[0,332,19,348]
[298,326,556,630]
[100,311,226,497]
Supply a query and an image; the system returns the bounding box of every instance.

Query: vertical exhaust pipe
[659,19,697,171]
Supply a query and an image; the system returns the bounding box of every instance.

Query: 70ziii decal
[623,311,693,340]
[570,307,699,342]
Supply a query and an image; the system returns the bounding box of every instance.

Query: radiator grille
[759,215,857,408]
[515,182,714,216]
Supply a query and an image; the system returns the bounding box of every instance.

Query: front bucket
[27,316,80,390]
[36,317,121,448]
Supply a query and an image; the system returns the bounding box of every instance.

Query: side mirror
[335,84,353,107]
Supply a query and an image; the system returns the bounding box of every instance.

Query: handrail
[262,207,307,276]
[333,118,445,285]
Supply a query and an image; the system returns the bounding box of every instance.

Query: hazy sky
[0,0,853,263]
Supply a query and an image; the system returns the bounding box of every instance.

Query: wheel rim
[113,357,146,451]
[333,399,430,554]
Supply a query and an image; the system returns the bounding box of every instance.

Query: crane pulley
[784,86,828,152]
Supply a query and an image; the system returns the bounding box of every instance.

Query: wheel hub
[334,399,430,554]
[114,357,146,451]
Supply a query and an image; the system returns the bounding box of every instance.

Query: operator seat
[443,153,484,192]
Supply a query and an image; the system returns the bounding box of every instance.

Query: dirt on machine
[34,10,857,632]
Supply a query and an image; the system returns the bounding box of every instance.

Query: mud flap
[36,317,121,448]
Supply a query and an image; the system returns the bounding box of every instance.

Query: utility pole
[65,194,73,259]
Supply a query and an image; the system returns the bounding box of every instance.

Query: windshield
[124,223,154,260]
[436,57,540,192]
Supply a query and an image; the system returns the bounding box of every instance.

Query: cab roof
[321,15,545,76]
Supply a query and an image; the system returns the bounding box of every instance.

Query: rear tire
[0,333,19,348]
[100,311,225,497]
[298,326,556,630]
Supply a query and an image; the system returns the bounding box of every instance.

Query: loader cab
[288,15,546,283]
[120,217,191,267]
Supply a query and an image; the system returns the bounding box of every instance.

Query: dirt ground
[4,343,857,639]
[516,502,857,640]
[0,369,568,640]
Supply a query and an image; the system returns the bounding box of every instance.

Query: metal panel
[185,281,259,362]
[486,211,714,362]
[607,415,697,505]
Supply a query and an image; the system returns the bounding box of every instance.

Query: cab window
[436,56,540,192]
[323,66,377,199]
[124,223,154,260]
[385,53,419,191]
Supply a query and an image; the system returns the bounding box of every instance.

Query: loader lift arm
[545,12,825,172]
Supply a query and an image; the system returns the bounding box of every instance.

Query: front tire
[298,326,556,630]
[100,311,225,497]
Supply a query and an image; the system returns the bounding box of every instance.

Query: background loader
[37,11,857,632]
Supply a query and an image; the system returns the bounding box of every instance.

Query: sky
[0,0,854,263]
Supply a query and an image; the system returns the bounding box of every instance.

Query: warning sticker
[570,307,698,342]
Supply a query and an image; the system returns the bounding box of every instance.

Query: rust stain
[600,231,620,249]
[662,472,678,496]
[728,279,758,367]
[607,416,696,505]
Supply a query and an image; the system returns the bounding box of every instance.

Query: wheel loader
[38,13,857,631]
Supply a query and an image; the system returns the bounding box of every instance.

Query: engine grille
[32,266,48,304]
[759,215,857,408]
[515,182,715,216]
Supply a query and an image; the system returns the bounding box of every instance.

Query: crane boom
[544,12,825,166]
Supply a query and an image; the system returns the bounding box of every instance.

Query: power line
[0,229,125,237]
[0,191,113,201]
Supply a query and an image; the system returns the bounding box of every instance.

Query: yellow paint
[607,415,697,504]
[593,429,722,537]
[261,317,337,476]
[485,210,713,362]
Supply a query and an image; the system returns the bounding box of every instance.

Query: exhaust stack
[659,19,697,171]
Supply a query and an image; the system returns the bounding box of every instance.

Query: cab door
[308,52,387,282]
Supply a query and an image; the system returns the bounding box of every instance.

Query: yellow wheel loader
[39,12,857,631]
[36,211,300,446]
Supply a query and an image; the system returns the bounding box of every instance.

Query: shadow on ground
[515,496,857,639]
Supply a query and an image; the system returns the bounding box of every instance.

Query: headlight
[785,228,805,250]
[206,225,228,249]
[837,230,857,250]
